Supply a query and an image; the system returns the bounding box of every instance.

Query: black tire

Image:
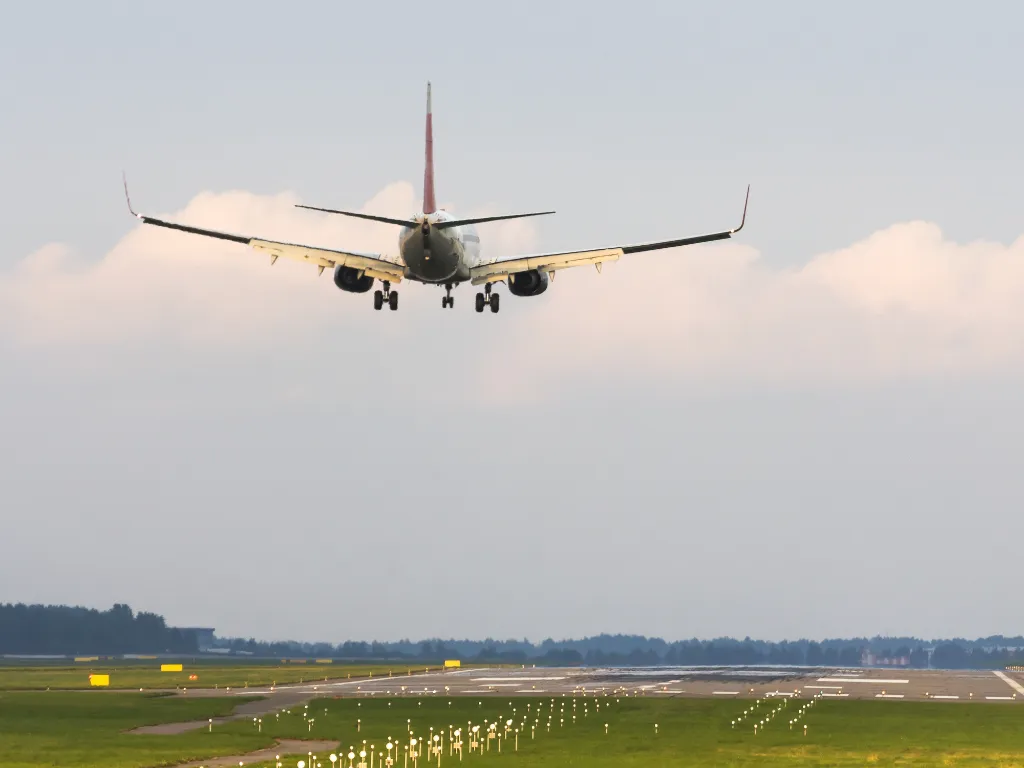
[449,297,454,309]
[475,293,485,313]
[389,291,399,311]
[373,290,384,310]
[490,293,500,313]
[441,297,447,308]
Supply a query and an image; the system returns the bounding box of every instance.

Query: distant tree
[0,603,198,655]
[932,643,970,669]
[806,642,824,666]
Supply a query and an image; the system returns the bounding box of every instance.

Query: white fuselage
[398,211,481,284]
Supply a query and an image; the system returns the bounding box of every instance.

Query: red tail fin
[423,82,436,214]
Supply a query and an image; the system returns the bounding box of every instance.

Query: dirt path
[169,739,339,768]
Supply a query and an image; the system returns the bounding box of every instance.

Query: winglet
[123,172,141,219]
[731,185,750,234]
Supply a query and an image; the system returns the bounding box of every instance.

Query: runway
[179,665,1023,717]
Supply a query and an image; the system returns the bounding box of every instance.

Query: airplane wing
[470,186,749,286]
[124,179,406,283]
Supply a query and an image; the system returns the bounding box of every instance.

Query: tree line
[220,632,1024,670]
[0,603,199,655]
[3,603,1023,670]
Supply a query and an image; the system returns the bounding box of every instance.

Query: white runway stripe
[993,671,1024,696]
[472,677,566,682]
[817,678,908,684]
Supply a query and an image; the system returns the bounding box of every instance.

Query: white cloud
[484,221,1024,394]
[3,186,1024,395]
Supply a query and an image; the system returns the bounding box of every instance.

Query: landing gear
[441,282,455,309]
[374,281,398,311]
[475,282,500,314]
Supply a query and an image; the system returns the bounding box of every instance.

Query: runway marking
[817,678,908,684]
[805,685,843,690]
[986,696,1014,700]
[993,671,1024,696]
[518,689,545,694]
[931,695,959,700]
[639,680,681,689]
[765,691,795,697]
[712,691,740,695]
[821,693,849,697]
[875,694,904,699]
[471,677,567,682]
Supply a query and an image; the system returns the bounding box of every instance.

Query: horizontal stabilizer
[433,211,555,230]
[294,204,414,227]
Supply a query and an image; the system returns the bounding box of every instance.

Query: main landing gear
[475,282,500,314]
[374,281,398,311]
[441,282,455,309]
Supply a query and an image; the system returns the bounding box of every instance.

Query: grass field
[0,691,269,768]
[227,695,1024,767]
[2,691,1022,767]
[0,663,436,691]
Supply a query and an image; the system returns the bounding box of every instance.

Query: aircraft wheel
[373,290,384,310]
[475,293,485,313]
[389,291,399,311]
[490,293,500,313]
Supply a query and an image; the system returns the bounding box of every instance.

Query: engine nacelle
[507,269,549,297]
[333,265,374,293]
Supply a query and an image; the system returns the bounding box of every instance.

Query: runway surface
[174,665,1023,721]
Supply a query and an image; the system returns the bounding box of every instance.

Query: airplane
[124,83,749,314]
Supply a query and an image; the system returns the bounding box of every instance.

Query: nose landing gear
[374,281,399,311]
[475,282,500,314]
[441,282,455,309]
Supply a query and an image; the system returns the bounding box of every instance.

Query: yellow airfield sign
[160,663,183,672]
[89,674,110,687]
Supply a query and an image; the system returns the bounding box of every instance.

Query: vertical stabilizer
[423,82,436,214]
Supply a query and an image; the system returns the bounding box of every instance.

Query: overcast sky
[2,1,1023,645]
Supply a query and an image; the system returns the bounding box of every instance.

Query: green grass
[0,663,434,691]
[226,696,1024,767]
[0,691,270,768]
[2,692,1023,767]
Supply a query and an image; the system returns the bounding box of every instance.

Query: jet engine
[507,269,549,297]
[333,265,374,293]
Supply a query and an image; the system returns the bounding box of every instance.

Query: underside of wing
[471,248,622,285]
[249,239,405,282]
[470,186,750,286]
[125,188,405,283]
